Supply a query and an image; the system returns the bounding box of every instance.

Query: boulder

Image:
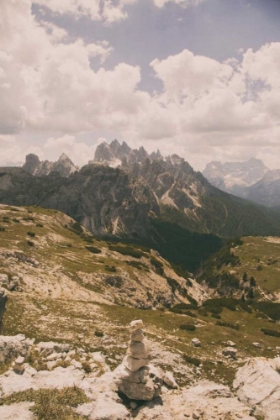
[116,364,162,401]
[0,335,32,364]
[162,371,178,389]
[225,340,236,347]
[252,342,262,348]
[191,338,201,348]
[222,346,237,359]
[234,357,280,420]
[13,356,25,374]
[36,341,70,356]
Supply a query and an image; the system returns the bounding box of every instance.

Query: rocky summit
[22,153,78,177]
[2,141,280,243]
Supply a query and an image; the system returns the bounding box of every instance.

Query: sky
[1,0,280,170]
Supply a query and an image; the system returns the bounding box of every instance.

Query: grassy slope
[198,235,280,300]
[0,205,280,389]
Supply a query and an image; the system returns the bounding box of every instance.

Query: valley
[0,145,280,420]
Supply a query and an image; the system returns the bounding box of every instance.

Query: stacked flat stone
[117,319,163,401]
[123,319,149,372]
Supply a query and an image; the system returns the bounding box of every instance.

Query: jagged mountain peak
[22,153,78,177]
[58,152,72,162]
[94,140,151,167]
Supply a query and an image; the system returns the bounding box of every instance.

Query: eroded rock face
[234,357,280,420]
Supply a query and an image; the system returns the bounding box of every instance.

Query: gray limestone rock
[234,357,280,420]
[222,346,237,359]
[0,402,34,420]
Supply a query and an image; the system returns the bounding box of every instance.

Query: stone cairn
[117,319,163,401]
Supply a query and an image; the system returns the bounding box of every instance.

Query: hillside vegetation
[198,236,280,309]
[0,205,280,390]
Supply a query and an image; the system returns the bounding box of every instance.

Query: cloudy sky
[1,0,280,170]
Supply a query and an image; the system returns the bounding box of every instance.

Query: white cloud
[1,1,280,171]
[34,0,139,23]
[44,135,97,165]
[154,0,204,8]
[34,0,102,20]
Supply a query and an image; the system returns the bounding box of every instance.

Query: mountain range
[1,140,280,272]
[203,158,280,207]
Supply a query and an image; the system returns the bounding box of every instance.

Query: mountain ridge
[203,158,280,207]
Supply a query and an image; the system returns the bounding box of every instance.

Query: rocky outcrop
[0,334,33,364]
[4,334,280,420]
[2,142,280,240]
[93,140,151,167]
[22,153,78,177]
[0,288,7,334]
[234,357,280,420]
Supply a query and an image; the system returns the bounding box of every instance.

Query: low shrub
[126,261,147,270]
[252,302,280,321]
[108,244,143,259]
[185,311,197,318]
[86,246,101,254]
[82,361,92,373]
[71,222,84,234]
[260,328,280,337]
[150,257,164,275]
[105,276,123,288]
[95,330,104,337]
[215,320,239,330]
[179,323,196,331]
[27,231,36,237]
[27,240,34,247]
[105,265,117,273]
[183,354,201,366]
[198,308,208,316]
[211,313,221,319]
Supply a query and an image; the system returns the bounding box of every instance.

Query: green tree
[250,276,256,287]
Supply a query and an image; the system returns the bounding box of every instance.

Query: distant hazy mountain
[202,158,269,195]
[244,169,280,207]
[203,158,280,207]
[22,153,78,177]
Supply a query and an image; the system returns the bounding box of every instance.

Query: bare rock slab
[0,402,34,420]
[234,357,280,420]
